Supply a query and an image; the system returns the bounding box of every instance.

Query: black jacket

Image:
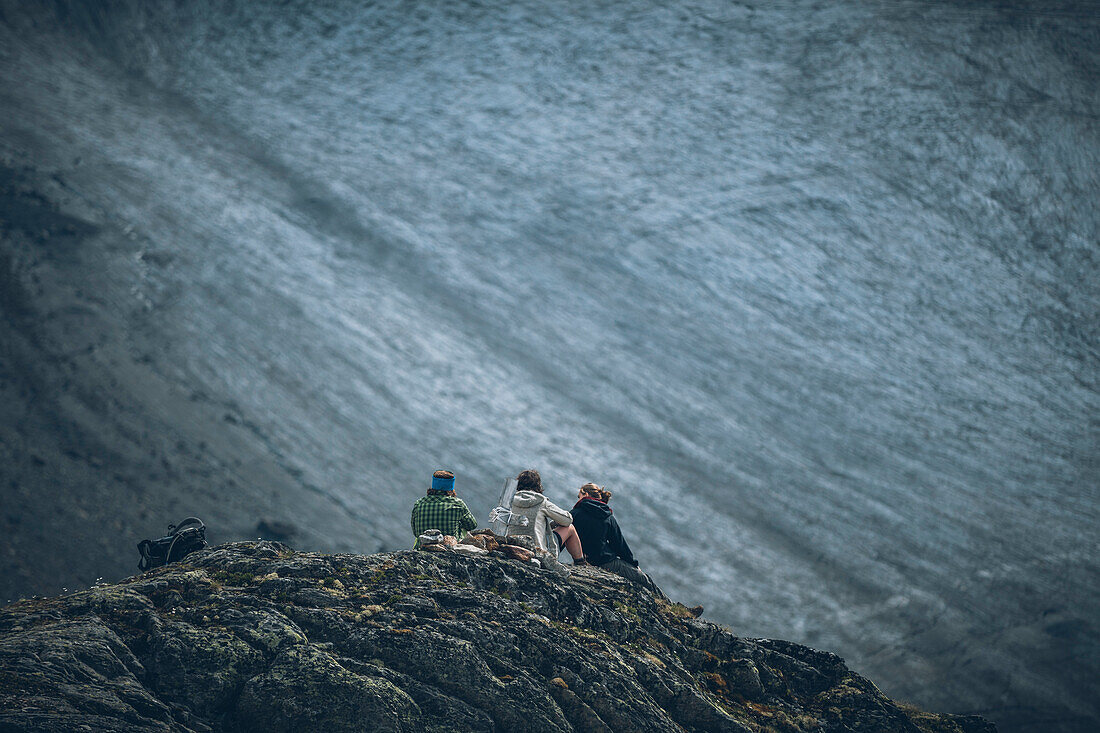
[571,498,637,567]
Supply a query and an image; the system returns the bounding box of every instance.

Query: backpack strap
[164,533,182,565]
[166,517,208,562]
[169,517,205,535]
[137,540,154,571]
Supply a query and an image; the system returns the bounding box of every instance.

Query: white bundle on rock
[488,506,529,527]
[452,544,488,555]
[418,529,453,551]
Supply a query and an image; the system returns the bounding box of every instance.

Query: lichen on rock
[0,542,995,732]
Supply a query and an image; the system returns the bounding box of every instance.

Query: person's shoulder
[510,490,544,508]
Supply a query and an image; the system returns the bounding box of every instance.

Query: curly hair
[516,469,543,494]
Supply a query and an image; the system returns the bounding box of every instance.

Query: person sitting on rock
[571,482,666,597]
[411,470,478,549]
[507,469,586,565]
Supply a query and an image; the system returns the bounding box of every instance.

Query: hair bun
[580,482,612,502]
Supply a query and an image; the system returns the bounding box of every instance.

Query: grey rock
[0,543,996,732]
[234,644,418,733]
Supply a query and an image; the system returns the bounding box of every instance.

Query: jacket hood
[511,490,546,509]
[574,497,612,517]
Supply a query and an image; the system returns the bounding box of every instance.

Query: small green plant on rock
[613,600,641,623]
[208,570,257,587]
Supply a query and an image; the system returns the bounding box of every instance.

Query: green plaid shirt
[411,493,478,548]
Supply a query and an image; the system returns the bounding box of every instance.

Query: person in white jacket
[507,469,587,565]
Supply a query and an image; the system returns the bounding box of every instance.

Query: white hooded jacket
[506,490,573,554]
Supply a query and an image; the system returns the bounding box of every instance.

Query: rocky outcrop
[0,542,994,732]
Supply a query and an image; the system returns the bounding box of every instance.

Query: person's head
[516,469,542,494]
[429,469,456,495]
[578,482,612,503]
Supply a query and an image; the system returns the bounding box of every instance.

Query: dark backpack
[137,517,209,571]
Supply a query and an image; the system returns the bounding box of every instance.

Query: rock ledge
[0,542,995,732]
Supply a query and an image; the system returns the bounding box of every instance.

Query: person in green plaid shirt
[411,470,478,549]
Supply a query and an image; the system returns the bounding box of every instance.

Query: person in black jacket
[571,483,665,598]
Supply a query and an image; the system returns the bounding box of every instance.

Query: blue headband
[431,475,455,491]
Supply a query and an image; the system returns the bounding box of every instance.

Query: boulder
[0,542,996,733]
